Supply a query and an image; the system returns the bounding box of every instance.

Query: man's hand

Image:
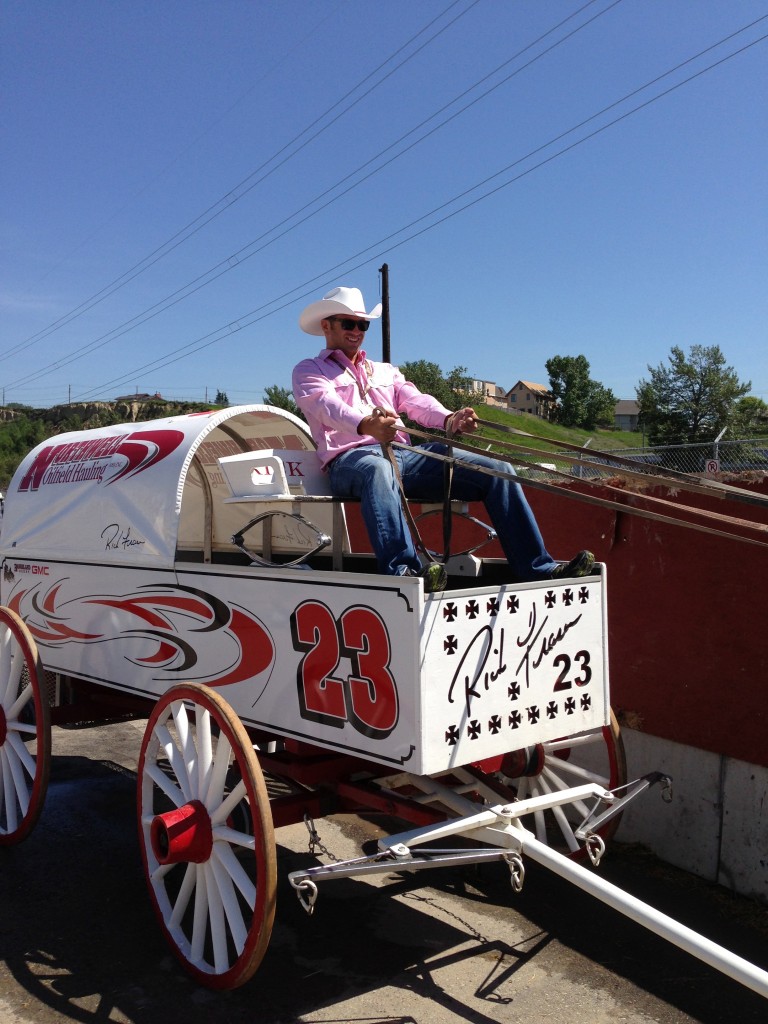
[358,406,399,442]
[446,407,478,435]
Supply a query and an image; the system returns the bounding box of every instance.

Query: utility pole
[379,263,390,363]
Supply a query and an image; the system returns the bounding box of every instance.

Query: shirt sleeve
[392,370,452,431]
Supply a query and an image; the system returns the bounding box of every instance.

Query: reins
[470,416,768,511]
[380,441,434,564]
[386,421,768,551]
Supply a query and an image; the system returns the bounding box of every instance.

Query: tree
[398,360,474,413]
[636,344,751,445]
[263,385,303,420]
[445,365,477,409]
[730,395,768,437]
[545,354,616,430]
[214,390,229,406]
[0,416,48,488]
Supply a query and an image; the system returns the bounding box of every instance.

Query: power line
[13,2,350,300]
[12,13,764,399]
[67,29,768,403]
[2,0,478,362]
[68,28,768,404]
[2,0,623,391]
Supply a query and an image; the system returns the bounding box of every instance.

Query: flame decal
[123,629,198,670]
[8,581,274,689]
[88,594,217,631]
[106,429,186,485]
[211,607,274,685]
[8,589,100,642]
[137,639,182,665]
[42,583,63,614]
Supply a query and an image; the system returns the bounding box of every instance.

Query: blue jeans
[328,443,558,581]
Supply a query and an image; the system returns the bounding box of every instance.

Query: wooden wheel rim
[0,606,51,845]
[137,683,276,989]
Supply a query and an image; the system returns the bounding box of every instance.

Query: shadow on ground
[0,748,766,1024]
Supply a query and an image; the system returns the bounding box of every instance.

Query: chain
[290,813,341,916]
[290,877,318,915]
[585,833,606,866]
[504,851,526,893]
[303,812,340,863]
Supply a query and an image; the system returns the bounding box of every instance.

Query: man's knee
[356,452,394,484]
[463,451,513,477]
[334,451,397,499]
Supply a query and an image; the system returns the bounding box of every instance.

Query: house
[468,379,507,407]
[614,399,640,431]
[114,392,165,403]
[505,380,556,419]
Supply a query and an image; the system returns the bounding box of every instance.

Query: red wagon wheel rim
[0,605,52,845]
[137,683,276,989]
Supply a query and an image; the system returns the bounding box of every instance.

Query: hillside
[475,404,640,451]
[0,399,218,489]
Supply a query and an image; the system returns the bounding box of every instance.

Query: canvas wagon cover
[1,405,314,568]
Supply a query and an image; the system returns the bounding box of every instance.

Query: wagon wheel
[137,683,276,989]
[487,709,626,859]
[0,606,51,845]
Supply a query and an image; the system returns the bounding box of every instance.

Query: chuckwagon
[0,404,765,996]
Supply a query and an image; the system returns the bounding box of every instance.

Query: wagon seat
[211,407,496,578]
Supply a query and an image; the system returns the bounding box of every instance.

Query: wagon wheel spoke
[500,710,627,859]
[0,606,51,845]
[138,683,276,989]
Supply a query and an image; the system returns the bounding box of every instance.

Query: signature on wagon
[101,522,146,551]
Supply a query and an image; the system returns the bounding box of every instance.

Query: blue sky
[2,0,766,410]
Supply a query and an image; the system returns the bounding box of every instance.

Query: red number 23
[291,601,399,739]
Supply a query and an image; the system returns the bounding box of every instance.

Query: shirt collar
[321,347,367,368]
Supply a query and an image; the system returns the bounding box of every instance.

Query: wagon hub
[501,744,545,779]
[150,800,213,865]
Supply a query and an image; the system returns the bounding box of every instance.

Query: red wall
[346,480,768,767]
[526,481,768,768]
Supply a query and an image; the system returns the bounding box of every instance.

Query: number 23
[291,601,399,739]
[553,649,592,691]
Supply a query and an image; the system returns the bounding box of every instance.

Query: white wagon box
[0,405,608,776]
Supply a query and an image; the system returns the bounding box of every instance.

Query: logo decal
[16,429,185,493]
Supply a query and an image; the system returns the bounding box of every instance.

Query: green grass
[471,404,642,459]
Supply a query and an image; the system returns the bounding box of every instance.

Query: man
[292,285,593,592]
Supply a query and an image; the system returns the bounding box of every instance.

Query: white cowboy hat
[299,286,382,336]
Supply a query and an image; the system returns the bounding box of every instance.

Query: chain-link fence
[517,436,768,479]
[612,437,768,475]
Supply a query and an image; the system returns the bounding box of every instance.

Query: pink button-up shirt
[292,348,452,469]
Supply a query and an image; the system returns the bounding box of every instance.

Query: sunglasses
[328,316,370,332]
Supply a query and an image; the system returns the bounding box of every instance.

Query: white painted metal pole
[519,830,768,999]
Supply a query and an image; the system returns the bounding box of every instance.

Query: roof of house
[614,399,640,414]
[506,380,553,397]
[114,392,165,402]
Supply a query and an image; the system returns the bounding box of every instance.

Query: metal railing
[517,437,768,479]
